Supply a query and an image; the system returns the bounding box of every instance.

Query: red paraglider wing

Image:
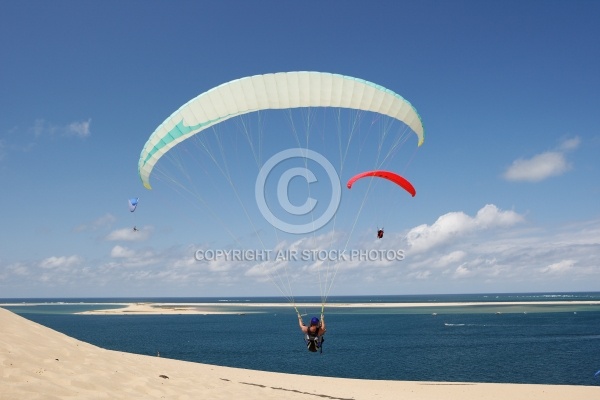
[346,170,416,197]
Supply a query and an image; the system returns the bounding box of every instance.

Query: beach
[69,300,600,315]
[1,307,598,399]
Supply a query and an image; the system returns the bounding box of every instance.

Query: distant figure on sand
[298,313,326,353]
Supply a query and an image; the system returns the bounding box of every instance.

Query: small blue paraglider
[128,198,139,231]
[128,198,139,212]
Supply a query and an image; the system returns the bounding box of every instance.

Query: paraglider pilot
[377,228,384,239]
[298,313,326,352]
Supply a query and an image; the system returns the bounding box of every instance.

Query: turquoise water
[3,293,600,386]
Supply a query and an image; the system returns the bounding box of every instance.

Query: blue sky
[1,1,599,298]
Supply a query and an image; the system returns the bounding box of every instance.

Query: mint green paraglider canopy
[139,71,424,189]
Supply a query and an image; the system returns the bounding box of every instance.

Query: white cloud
[106,227,151,241]
[66,119,91,138]
[207,257,235,272]
[0,262,31,279]
[503,136,580,182]
[110,245,137,258]
[503,151,570,182]
[475,204,524,227]
[107,245,162,269]
[405,204,524,253]
[559,136,580,151]
[407,269,431,280]
[454,264,471,278]
[3,210,600,297]
[437,250,467,267]
[30,118,91,138]
[398,216,600,292]
[39,255,83,269]
[540,259,575,275]
[0,120,92,163]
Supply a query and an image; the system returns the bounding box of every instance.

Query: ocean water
[3,293,600,386]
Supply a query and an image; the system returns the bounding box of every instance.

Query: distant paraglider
[347,171,415,239]
[128,198,139,231]
[346,170,416,197]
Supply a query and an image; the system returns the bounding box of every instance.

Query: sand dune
[1,307,598,399]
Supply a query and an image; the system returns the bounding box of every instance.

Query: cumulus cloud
[454,264,471,278]
[540,259,575,275]
[3,206,599,296]
[503,136,580,182]
[39,255,83,269]
[108,245,161,269]
[110,245,137,258]
[396,216,600,293]
[406,204,524,253]
[503,152,570,182]
[106,227,151,241]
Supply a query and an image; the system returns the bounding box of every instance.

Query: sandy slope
[1,307,598,400]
